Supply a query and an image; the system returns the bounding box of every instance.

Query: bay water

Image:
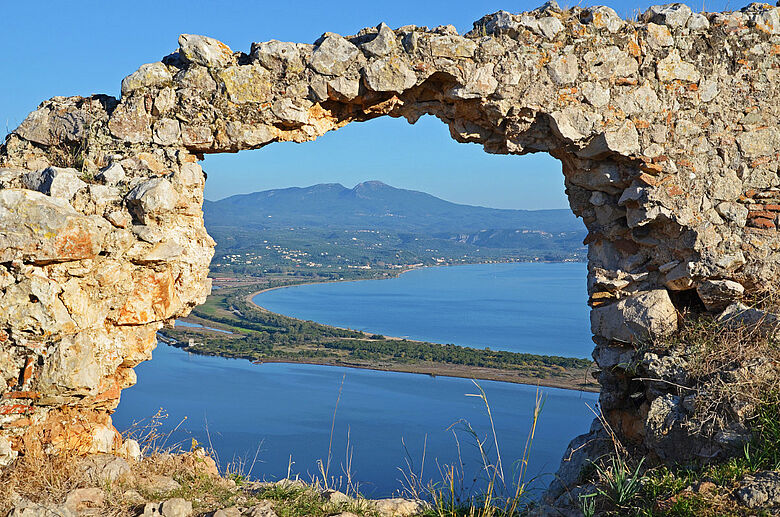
[252,262,592,358]
[113,262,597,498]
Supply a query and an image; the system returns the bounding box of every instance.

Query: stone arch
[1,1,779,502]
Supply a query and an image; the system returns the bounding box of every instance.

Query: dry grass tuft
[0,439,88,512]
[655,289,780,437]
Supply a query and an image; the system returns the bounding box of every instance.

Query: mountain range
[203,181,587,272]
[205,181,583,233]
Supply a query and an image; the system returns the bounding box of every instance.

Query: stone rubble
[1,0,780,511]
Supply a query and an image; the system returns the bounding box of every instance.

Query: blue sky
[1,0,738,209]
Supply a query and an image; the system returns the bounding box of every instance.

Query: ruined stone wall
[1,0,779,499]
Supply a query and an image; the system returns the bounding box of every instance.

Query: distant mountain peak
[352,180,391,190]
[205,180,583,235]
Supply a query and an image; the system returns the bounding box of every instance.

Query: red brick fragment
[749,217,776,229]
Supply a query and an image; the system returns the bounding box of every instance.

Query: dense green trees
[162,285,592,373]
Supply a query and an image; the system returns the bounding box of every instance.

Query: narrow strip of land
[160,275,598,392]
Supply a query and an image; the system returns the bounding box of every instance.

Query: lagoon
[113,345,597,498]
[113,262,598,498]
[253,262,592,358]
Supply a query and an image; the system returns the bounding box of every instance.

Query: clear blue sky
[1,0,737,209]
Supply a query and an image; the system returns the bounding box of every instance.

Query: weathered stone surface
[697,279,745,311]
[363,56,416,93]
[643,3,693,28]
[581,6,624,33]
[657,49,700,82]
[360,23,399,57]
[121,62,173,96]
[160,498,193,517]
[22,167,86,200]
[218,65,273,104]
[251,40,305,74]
[579,120,640,157]
[373,498,424,517]
[96,162,125,185]
[0,189,106,263]
[737,127,780,158]
[126,178,177,222]
[738,470,780,509]
[179,34,233,68]
[646,23,674,48]
[547,53,579,85]
[310,34,359,76]
[590,289,678,344]
[64,487,105,513]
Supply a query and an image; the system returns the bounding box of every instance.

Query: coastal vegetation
[161,280,595,391]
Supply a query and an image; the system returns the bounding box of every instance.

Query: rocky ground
[1,446,426,517]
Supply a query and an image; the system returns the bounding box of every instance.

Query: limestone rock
[657,49,700,82]
[696,279,745,311]
[583,46,638,80]
[737,127,779,158]
[119,438,142,461]
[363,56,416,93]
[581,82,610,107]
[108,95,152,143]
[244,501,278,517]
[590,289,678,343]
[738,470,780,509]
[22,167,86,200]
[549,107,601,142]
[80,454,130,484]
[178,34,233,68]
[125,178,177,222]
[579,120,640,157]
[122,62,173,96]
[161,498,193,517]
[519,15,564,39]
[322,489,351,504]
[137,474,182,494]
[8,501,76,517]
[643,3,693,28]
[310,34,359,76]
[581,6,624,33]
[251,40,305,74]
[429,35,476,58]
[715,202,748,227]
[64,487,105,513]
[218,65,273,104]
[646,23,674,48]
[687,13,710,30]
[0,189,106,264]
[373,498,424,517]
[360,23,399,57]
[547,53,579,85]
[96,163,125,185]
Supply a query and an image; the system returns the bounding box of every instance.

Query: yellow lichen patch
[217,65,273,104]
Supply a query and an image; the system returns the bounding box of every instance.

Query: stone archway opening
[1,2,779,506]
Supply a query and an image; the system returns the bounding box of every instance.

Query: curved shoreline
[181,262,598,393]
[243,265,423,341]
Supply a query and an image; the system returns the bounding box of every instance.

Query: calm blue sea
[113,263,597,498]
[253,262,592,358]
